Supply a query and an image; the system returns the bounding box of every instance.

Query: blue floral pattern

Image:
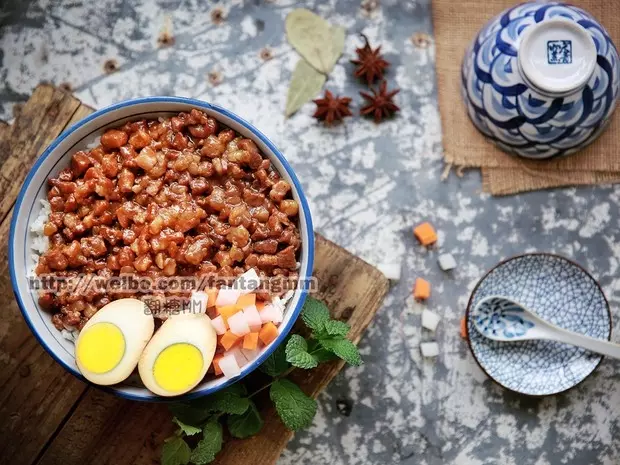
[474,297,535,339]
[461,2,620,159]
[467,254,611,396]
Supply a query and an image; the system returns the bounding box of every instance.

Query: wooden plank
[36,235,389,465]
[0,121,9,140]
[0,84,80,224]
[0,88,88,465]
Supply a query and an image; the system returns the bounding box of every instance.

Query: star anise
[359,81,400,123]
[350,34,390,84]
[312,90,352,125]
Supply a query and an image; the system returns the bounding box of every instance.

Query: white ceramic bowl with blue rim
[8,97,314,402]
[461,1,620,159]
[466,253,611,396]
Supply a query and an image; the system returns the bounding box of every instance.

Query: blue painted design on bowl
[461,2,620,159]
[466,253,611,396]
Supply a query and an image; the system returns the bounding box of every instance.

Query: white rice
[29,199,51,274]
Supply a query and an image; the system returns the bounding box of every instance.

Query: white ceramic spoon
[471,295,620,359]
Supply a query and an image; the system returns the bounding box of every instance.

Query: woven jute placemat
[433,0,620,195]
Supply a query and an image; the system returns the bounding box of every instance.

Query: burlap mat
[433,0,620,195]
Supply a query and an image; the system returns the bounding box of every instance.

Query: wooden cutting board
[0,84,389,465]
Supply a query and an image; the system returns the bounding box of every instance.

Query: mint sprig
[162,296,362,464]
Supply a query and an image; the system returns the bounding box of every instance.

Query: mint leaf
[206,387,250,415]
[172,417,201,436]
[319,338,362,366]
[323,320,350,337]
[285,334,318,369]
[312,347,338,362]
[260,339,290,376]
[190,420,223,465]
[227,400,264,438]
[301,297,330,333]
[161,436,191,465]
[169,402,210,427]
[269,379,317,431]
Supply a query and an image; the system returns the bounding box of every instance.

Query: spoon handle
[548,326,620,360]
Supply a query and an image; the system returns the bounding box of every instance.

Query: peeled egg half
[138,313,217,396]
[75,298,154,385]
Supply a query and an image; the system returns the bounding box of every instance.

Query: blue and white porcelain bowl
[8,97,314,402]
[466,253,611,396]
[461,2,620,159]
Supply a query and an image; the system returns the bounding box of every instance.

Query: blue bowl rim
[8,96,315,402]
[465,252,612,397]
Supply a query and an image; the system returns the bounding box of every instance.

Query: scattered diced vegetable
[413,278,431,300]
[259,322,279,345]
[213,354,224,376]
[243,305,262,331]
[255,301,266,311]
[217,305,240,326]
[215,286,241,307]
[236,293,256,309]
[241,346,260,362]
[228,311,251,336]
[259,304,283,324]
[414,222,437,246]
[218,353,241,378]
[377,263,401,281]
[460,317,467,339]
[420,341,439,358]
[190,291,209,313]
[234,268,260,295]
[205,288,218,307]
[421,309,441,332]
[227,347,249,368]
[220,331,241,350]
[437,253,457,271]
[243,332,259,350]
[210,315,227,335]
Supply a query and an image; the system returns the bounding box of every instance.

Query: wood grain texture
[0,87,85,465]
[0,86,388,465]
[36,234,389,465]
[0,84,80,224]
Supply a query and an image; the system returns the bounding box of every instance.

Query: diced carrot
[217,305,240,323]
[460,317,468,340]
[213,354,224,375]
[220,331,241,351]
[243,332,259,350]
[259,322,278,345]
[255,301,266,311]
[206,288,218,308]
[413,222,437,246]
[413,278,431,300]
[236,293,256,310]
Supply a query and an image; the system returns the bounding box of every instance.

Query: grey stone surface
[3,1,620,464]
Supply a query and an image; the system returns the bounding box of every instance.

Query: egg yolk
[153,343,204,393]
[76,322,125,374]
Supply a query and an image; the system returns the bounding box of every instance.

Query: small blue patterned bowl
[461,1,620,159]
[466,253,611,396]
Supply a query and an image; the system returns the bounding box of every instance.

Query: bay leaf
[285,58,326,117]
[286,8,345,74]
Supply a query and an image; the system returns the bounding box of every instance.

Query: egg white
[138,313,217,396]
[75,298,155,385]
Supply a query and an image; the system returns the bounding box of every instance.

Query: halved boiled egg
[138,313,217,396]
[75,298,154,385]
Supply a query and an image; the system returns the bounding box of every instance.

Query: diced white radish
[259,304,283,324]
[437,253,457,271]
[377,263,401,281]
[190,291,208,314]
[241,347,261,362]
[228,311,251,336]
[233,268,260,295]
[227,347,249,367]
[243,305,262,331]
[210,315,227,335]
[218,354,241,378]
[215,287,241,307]
[420,342,439,358]
[421,309,441,332]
